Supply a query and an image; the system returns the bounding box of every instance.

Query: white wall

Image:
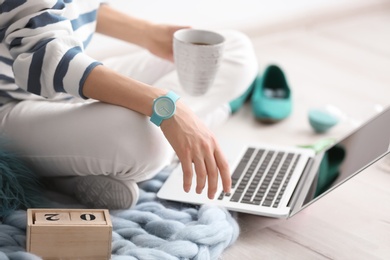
[88,0,388,60]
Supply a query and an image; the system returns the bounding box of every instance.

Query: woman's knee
[211,30,258,100]
[224,30,258,76]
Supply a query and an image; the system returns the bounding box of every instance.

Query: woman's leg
[0,99,175,208]
[0,99,174,181]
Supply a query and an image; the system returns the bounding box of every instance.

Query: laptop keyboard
[218,147,300,208]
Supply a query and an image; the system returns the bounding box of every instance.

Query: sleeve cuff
[61,52,102,99]
[79,61,102,99]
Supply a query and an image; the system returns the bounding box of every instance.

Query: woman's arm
[96,4,188,61]
[88,5,231,199]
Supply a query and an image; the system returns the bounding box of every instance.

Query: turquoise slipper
[251,65,292,123]
[228,77,256,114]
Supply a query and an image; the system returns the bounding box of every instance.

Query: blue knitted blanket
[0,166,239,260]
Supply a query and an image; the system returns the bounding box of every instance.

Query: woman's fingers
[178,141,231,199]
[214,146,231,194]
[179,141,230,199]
[204,151,219,199]
[181,155,193,193]
[193,140,231,199]
[194,157,207,194]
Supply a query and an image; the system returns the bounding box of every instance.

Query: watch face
[154,97,175,117]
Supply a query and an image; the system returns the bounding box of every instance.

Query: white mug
[173,29,225,96]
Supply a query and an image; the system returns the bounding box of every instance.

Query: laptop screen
[296,106,390,213]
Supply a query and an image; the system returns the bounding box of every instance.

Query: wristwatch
[150,91,180,126]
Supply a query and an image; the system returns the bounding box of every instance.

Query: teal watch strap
[150,91,180,126]
[150,113,163,126]
[166,91,180,103]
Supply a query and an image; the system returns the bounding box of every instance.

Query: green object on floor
[299,138,336,154]
[251,65,292,123]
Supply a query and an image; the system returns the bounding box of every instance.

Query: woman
[0,0,258,209]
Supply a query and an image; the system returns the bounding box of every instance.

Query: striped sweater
[0,0,104,105]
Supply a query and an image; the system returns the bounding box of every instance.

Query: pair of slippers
[229,65,292,123]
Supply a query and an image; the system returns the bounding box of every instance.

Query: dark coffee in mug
[191,42,211,45]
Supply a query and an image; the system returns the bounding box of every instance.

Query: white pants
[0,30,258,182]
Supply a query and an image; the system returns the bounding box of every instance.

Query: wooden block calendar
[27,208,112,260]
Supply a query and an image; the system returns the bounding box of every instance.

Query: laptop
[157,106,390,218]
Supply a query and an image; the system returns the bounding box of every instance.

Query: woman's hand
[160,101,231,199]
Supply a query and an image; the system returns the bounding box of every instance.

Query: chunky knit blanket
[0,166,239,260]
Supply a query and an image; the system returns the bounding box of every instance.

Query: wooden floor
[216,6,390,260]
